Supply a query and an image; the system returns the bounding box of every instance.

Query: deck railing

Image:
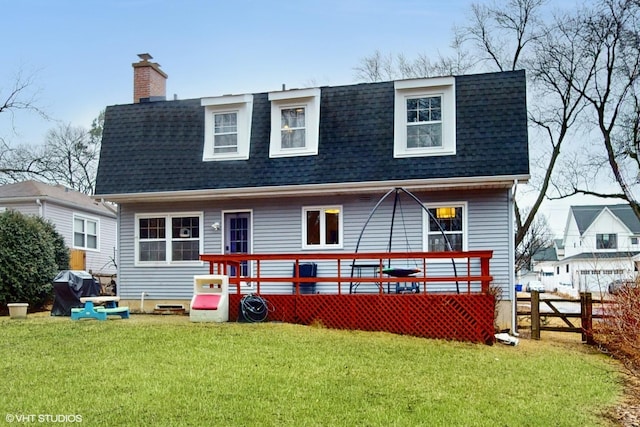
[200,251,493,295]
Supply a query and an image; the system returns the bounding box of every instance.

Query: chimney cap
[138,53,153,62]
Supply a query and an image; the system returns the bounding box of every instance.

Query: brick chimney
[132,53,168,103]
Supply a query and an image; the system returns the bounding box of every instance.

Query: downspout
[35,198,43,217]
[510,180,518,335]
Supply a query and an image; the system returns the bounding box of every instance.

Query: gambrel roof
[95,70,528,199]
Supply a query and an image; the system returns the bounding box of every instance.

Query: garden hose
[239,294,271,323]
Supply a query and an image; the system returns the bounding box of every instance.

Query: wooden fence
[516,291,612,343]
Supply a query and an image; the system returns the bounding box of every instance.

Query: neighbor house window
[136,213,203,265]
[303,206,342,249]
[596,233,617,249]
[202,94,253,161]
[269,88,320,158]
[394,77,455,158]
[423,203,466,252]
[73,215,98,250]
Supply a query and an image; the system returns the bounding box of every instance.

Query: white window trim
[302,205,343,250]
[202,94,253,161]
[135,212,204,267]
[394,77,456,158]
[422,202,468,257]
[73,214,100,252]
[269,88,321,158]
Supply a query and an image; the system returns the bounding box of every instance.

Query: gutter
[94,174,531,204]
[511,179,518,335]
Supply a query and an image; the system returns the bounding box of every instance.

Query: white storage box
[190,275,229,323]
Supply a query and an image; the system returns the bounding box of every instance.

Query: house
[555,204,640,294]
[94,54,529,330]
[530,245,559,290]
[0,180,117,275]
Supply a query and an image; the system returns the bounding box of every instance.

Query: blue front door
[224,212,251,277]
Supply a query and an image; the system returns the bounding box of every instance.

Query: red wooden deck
[200,251,496,344]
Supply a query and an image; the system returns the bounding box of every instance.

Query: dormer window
[213,112,238,154]
[394,77,455,158]
[202,94,253,161]
[281,107,306,148]
[269,88,320,158]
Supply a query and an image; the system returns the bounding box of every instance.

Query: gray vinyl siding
[44,201,118,275]
[116,189,512,300]
[2,200,117,275]
[1,202,41,216]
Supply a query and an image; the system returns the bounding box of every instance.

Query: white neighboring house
[0,180,117,275]
[530,245,559,290]
[555,204,640,294]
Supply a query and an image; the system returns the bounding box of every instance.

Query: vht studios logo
[6,414,83,423]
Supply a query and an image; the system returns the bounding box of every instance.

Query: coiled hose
[239,294,272,323]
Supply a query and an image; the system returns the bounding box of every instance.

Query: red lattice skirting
[229,294,496,344]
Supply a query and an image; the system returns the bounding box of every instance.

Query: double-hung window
[213,112,238,154]
[406,96,442,148]
[303,206,342,249]
[269,88,320,157]
[136,213,203,265]
[394,77,455,157]
[423,203,466,252]
[202,94,253,161]
[73,215,98,250]
[281,107,306,149]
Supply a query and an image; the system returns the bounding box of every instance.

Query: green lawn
[0,314,622,426]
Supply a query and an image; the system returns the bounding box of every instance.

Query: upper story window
[201,94,253,161]
[302,206,342,249]
[269,88,320,158]
[394,77,455,158]
[423,203,467,252]
[213,112,238,154]
[135,213,203,266]
[596,233,617,249]
[73,215,98,250]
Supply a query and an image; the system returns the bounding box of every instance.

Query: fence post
[581,292,594,344]
[531,290,540,340]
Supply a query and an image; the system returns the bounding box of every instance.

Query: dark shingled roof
[532,246,558,262]
[570,204,640,235]
[95,70,529,196]
[561,251,640,262]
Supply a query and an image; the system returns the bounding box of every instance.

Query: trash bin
[515,284,523,292]
[292,262,317,294]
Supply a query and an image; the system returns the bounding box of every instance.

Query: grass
[0,314,622,426]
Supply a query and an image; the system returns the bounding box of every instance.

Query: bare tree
[36,122,101,194]
[0,68,51,181]
[515,211,554,273]
[353,33,475,82]
[457,0,546,72]
[0,113,103,194]
[549,0,640,220]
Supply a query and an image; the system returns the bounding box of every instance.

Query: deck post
[481,256,490,293]
[531,290,540,340]
[581,292,594,344]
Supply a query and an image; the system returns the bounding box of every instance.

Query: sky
[1,0,610,238]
